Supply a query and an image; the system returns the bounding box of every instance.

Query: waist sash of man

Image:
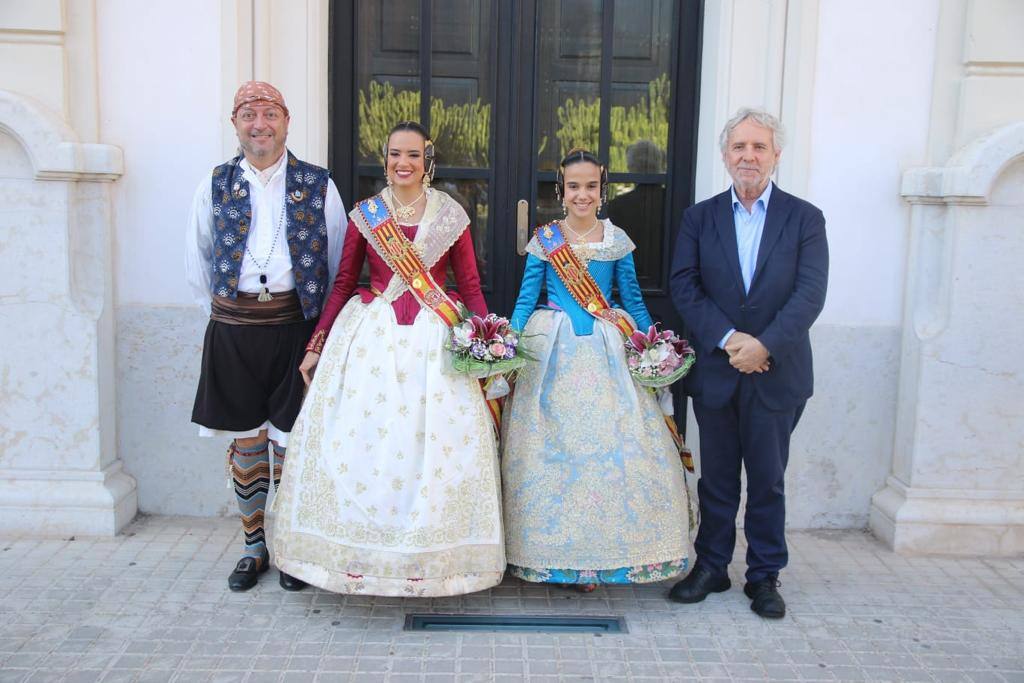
[353,195,503,433]
[533,220,693,470]
[211,290,306,325]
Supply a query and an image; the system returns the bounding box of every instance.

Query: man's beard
[243,141,273,158]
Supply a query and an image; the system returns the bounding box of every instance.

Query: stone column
[0,90,135,535]
[870,122,1024,555]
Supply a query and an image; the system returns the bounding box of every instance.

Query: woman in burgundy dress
[270,122,504,596]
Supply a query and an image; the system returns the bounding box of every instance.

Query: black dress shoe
[668,563,731,603]
[227,550,269,592]
[279,571,307,591]
[744,577,786,618]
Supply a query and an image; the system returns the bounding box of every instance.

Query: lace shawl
[524,219,636,263]
[350,187,470,302]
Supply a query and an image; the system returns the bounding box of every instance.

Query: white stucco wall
[97,0,221,308]
[808,0,937,328]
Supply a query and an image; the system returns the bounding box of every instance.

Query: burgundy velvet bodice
[308,220,487,351]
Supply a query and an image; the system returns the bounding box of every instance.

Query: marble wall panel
[911,160,1024,491]
[0,133,69,303]
[0,303,103,470]
[116,305,234,516]
[785,324,901,528]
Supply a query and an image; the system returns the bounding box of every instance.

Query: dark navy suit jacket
[670,183,829,411]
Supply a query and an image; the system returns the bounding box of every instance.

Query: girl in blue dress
[502,149,691,590]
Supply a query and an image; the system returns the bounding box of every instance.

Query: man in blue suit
[668,108,828,618]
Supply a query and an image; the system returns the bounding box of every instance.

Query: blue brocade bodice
[510,224,653,336]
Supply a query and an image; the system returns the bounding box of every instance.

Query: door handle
[516,199,529,255]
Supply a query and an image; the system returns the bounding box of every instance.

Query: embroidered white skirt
[271,297,505,596]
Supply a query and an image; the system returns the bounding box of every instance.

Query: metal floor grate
[404,613,627,633]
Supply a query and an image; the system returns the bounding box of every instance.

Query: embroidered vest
[210,152,330,320]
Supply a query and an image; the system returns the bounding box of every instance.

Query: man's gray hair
[625,140,666,174]
[719,108,785,153]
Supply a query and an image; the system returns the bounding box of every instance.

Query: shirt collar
[240,150,287,187]
[731,181,773,213]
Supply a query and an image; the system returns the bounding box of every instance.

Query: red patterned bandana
[231,81,289,117]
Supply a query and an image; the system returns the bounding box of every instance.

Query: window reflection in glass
[355,1,493,169]
[605,181,665,289]
[609,0,672,173]
[606,74,670,174]
[355,1,422,165]
[536,0,603,171]
[430,0,493,168]
[534,1,672,174]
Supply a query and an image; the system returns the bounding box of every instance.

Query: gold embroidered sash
[533,221,635,338]
[353,196,462,326]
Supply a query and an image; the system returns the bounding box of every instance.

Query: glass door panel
[354,1,422,166]
[531,0,676,294]
[335,0,701,317]
[532,0,604,229]
[430,0,493,169]
[535,0,603,172]
[353,0,498,291]
[429,0,494,282]
[607,0,674,289]
[608,0,672,174]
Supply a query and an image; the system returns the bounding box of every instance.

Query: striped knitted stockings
[271,441,286,491]
[229,440,270,565]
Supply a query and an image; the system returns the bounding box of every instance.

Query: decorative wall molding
[0,89,122,181]
[902,121,1024,204]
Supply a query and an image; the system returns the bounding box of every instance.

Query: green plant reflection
[358,73,669,190]
[358,82,491,167]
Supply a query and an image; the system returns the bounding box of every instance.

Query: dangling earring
[423,140,435,192]
[562,203,568,218]
[385,167,393,187]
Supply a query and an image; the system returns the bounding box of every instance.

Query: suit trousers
[692,375,804,583]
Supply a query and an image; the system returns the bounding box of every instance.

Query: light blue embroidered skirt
[501,310,691,584]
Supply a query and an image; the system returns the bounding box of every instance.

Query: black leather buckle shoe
[668,563,731,603]
[227,550,269,592]
[279,571,307,592]
[744,577,786,619]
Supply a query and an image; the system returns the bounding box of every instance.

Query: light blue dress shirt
[718,182,773,349]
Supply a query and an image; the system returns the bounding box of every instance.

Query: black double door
[331,0,702,329]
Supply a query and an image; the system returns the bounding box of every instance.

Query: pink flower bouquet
[624,324,696,388]
[446,311,527,379]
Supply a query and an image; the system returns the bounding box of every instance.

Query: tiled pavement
[1,517,1022,682]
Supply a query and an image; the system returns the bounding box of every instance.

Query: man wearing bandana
[185,81,345,591]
